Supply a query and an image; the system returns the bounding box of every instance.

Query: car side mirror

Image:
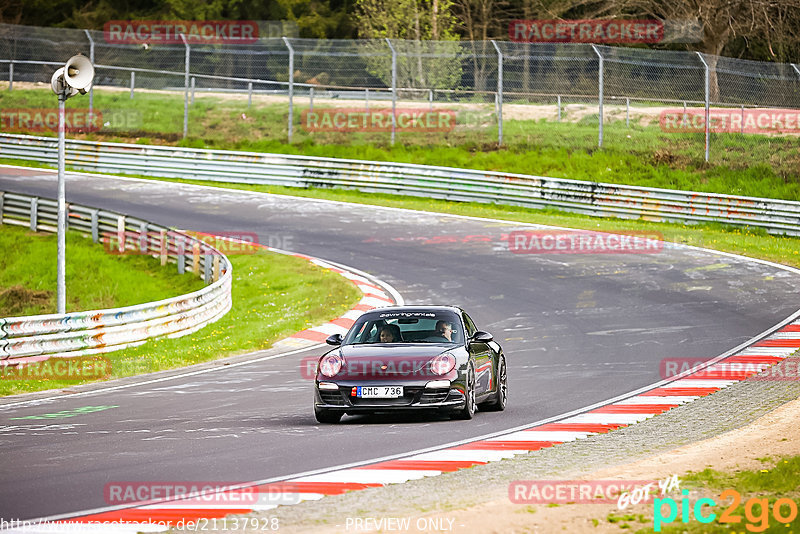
[326,334,343,346]
[471,331,493,343]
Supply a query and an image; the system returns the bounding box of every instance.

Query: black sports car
[313,306,507,423]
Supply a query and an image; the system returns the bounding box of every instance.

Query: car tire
[480,356,507,412]
[452,363,476,420]
[314,405,343,424]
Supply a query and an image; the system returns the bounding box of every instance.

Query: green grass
[631,456,800,533]
[2,87,800,201]
[0,227,362,396]
[0,224,204,315]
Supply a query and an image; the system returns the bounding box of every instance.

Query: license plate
[357,386,403,398]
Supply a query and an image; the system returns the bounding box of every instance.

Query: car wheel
[314,405,342,424]
[481,356,507,411]
[452,363,476,420]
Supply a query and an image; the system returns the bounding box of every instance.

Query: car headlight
[319,353,344,377]
[429,352,456,375]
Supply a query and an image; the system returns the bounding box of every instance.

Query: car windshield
[343,310,463,345]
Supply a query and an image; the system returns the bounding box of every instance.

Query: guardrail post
[309,86,314,112]
[591,44,604,148]
[213,255,220,282]
[90,209,99,242]
[365,88,370,112]
[30,197,37,231]
[191,77,196,105]
[84,30,95,120]
[741,105,745,134]
[204,253,212,283]
[176,235,186,274]
[160,229,167,266]
[491,40,503,145]
[696,51,710,162]
[248,82,253,108]
[283,37,295,142]
[130,71,135,99]
[385,38,397,145]
[557,95,561,122]
[0,192,4,224]
[117,216,126,253]
[7,62,12,91]
[180,33,190,139]
[139,222,148,254]
[192,241,200,275]
[429,89,433,111]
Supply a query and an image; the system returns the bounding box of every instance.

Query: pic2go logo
[654,489,799,532]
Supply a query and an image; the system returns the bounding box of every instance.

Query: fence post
[491,40,503,145]
[248,82,253,108]
[696,51,710,162]
[90,209,99,242]
[130,71,135,99]
[213,255,220,282]
[557,95,561,121]
[283,37,295,142]
[365,88,370,112]
[385,38,397,145]
[626,97,630,127]
[29,197,37,231]
[84,30,95,120]
[309,86,314,112]
[591,44,603,148]
[190,77,195,105]
[180,33,190,139]
[7,62,12,91]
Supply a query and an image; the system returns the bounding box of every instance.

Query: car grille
[419,389,450,404]
[319,389,346,405]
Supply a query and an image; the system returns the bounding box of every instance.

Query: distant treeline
[3,0,799,63]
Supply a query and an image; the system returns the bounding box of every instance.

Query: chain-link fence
[1,22,800,172]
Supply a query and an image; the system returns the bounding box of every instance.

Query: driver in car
[424,320,453,342]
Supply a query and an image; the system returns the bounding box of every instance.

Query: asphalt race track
[2,166,799,521]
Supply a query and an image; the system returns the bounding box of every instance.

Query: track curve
[2,166,800,522]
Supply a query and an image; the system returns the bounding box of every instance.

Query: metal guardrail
[2,133,800,236]
[0,189,233,361]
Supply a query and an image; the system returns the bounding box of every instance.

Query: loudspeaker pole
[57,88,67,313]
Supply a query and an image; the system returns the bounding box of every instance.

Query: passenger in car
[378,324,402,343]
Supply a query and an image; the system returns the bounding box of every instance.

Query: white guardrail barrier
[0,190,232,362]
[2,133,799,236]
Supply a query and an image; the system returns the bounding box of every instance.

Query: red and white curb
[14,319,799,533]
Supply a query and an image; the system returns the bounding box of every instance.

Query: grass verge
[0,228,362,396]
[0,224,204,316]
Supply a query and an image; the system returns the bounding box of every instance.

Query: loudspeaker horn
[64,54,94,93]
